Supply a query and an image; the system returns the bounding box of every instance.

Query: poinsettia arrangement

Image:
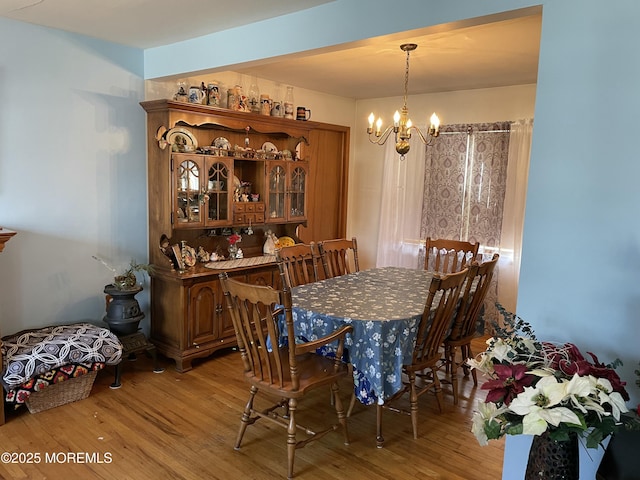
[469,305,632,449]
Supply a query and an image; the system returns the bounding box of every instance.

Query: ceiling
[0,0,541,99]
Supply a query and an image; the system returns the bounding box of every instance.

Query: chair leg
[461,344,471,377]
[347,391,357,417]
[331,382,350,446]
[432,367,444,413]
[450,346,459,405]
[408,371,419,439]
[287,397,298,480]
[235,385,257,449]
[444,344,451,375]
[376,404,384,448]
[467,344,478,386]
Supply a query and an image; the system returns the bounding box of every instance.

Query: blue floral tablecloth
[291,267,435,406]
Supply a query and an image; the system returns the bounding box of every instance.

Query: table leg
[376,404,384,448]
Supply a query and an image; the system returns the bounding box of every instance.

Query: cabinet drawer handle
[216,304,224,314]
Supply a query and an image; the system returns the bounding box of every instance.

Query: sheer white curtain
[375,132,426,268]
[497,118,533,313]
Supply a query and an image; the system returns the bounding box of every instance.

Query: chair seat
[245,349,350,399]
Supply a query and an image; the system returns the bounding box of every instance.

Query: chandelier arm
[409,125,438,146]
[368,125,396,145]
[409,125,428,145]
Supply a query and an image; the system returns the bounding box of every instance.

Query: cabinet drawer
[233,213,264,225]
[234,202,264,214]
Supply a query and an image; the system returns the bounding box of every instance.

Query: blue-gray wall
[0,18,147,334]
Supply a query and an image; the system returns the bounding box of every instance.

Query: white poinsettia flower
[471,413,489,446]
[467,353,495,375]
[537,406,581,427]
[510,376,569,414]
[577,396,607,417]
[566,373,592,397]
[520,337,539,354]
[520,407,549,435]
[606,392,629,421]
[509,376,581,434]
[564,373,596,414]
[589,376,629,420]
[490,338,516,362]
[518,405,581,434]
[471,402,505,446]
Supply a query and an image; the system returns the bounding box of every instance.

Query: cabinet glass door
[288,164,307,220]
[267,163,286,222]
[176,156,203,227]
[205,160,231,226]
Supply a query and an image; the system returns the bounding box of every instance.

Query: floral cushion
[1,323,122,391]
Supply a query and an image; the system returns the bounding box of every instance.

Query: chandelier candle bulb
[430,113,440,134]
[376,117,382,136]
[393,111,400,127]
[368,113,375,131]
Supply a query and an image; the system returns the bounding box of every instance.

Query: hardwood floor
[0,337,504,479]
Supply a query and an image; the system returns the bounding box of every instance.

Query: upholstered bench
[1,323,122,416]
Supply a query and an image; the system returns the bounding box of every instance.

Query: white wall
[0,19,147,334]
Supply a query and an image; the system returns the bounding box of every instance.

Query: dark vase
[103,284,144,336]
[525,431,579,480]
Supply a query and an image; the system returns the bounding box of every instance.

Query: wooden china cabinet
[141,100,349,371]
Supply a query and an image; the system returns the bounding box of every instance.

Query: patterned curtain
[419,122,511,331]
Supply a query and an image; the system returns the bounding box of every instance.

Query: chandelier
[366,43,440,159]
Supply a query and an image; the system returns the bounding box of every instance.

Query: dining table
[290,266,437,406]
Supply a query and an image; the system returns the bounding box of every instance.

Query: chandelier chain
[403,48,410,109]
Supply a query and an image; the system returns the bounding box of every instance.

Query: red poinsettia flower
[543,342,630,401]
[228,233,242,246]
[482,363,535,406]
[585,351,630,401]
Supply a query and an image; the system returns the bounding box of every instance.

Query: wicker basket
[25,370,98,414]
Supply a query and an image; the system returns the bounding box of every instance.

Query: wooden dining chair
[219,272,353,479]
[424,237,479,274]
[376,268,468,447]
[444,253,499,404]
[275,242,321,288]
[317,237,359,279]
